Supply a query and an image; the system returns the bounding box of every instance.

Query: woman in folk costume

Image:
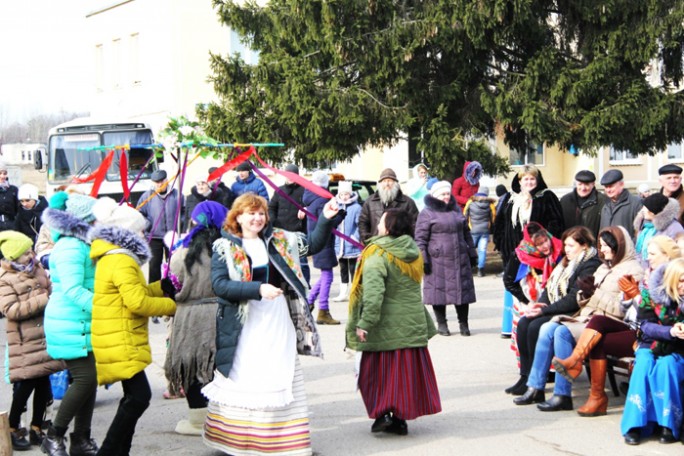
[165,201,228,435]
[502,222,563,395]
[346,208,441,436]
[202,193,340,456]
[0,231,64,451]
[88,197,176,456]
[621,257,684,445]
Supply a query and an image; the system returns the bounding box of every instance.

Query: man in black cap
[268,164,310,284]
[137,169,185,282]
[598,169,642,238]
[559,170,606,239]
[231,160,269,201]
[658,163,684,223]
[183,167,236,230]
[358,167,418,242]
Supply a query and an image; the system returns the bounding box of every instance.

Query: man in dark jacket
[560,170,606,240]
[358,168,419,243]
[137,169,185,282]
[658,163,684,224]
[0,163,19,232]
[599,169,642,239]
[184,167,235,230]
[231,161,269,201]
[268,163,309,284]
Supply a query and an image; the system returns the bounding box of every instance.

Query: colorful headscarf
[514,223,563,289]
[181,201,228,248]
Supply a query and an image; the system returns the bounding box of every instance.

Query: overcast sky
[0,1,90,124]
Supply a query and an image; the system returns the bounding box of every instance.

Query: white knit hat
[18,183,39,201]
[430,180,452,197]
[337,181,353,195]
[93,197,147,233]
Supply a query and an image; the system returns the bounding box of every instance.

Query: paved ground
[1,266,683,455]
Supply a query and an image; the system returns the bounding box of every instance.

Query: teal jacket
[43,209,95,360]
[346,234,436,351]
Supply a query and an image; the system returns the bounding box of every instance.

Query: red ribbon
[207,147,255,182]
[252,152,333,200]
[72,150,115,197]
[119,152,130,202]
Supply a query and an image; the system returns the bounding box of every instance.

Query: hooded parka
[89,225,176,385]
[0,261,64,382]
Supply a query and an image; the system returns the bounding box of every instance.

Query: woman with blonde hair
[621,256,684,445]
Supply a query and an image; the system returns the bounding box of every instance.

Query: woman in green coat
[346,208,441,436]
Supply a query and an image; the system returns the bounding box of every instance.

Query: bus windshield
[48,130,154,183]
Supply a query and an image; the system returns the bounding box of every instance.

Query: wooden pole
[0,410,12,456]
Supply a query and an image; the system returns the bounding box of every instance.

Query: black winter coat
[268,183,306,233]
[560,188,605,240]
[0,185,19,231]
[492,172,565,265]
[15,196,48,242]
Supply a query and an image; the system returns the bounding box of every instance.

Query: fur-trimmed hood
[42,208,92,243]
[424,194,458,212]
[470,194,496,204]
[634,197,681,232]
[89,225,151,265]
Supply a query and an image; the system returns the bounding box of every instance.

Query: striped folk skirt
[203,362,312,455]
[358,347,442,420]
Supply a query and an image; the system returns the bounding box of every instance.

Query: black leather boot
[504,375,528,395]
[537,395,573,411]
[371,413,393,433]
[40,426,69,456]
[10,427,31,451]
[513,387,545,405]
[459,322,471,336]
[69,429,98,456]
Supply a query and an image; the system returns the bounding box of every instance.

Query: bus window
[49,133,102,182]
[104,131,154,181]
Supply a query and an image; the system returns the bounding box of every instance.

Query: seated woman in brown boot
[552,236,680,385]
[514,227,643,414]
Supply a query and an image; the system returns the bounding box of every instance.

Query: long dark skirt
[358,347,441,420]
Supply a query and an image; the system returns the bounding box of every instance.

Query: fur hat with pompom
[93,197,147,233]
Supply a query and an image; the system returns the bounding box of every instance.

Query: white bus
[36,117,161,201]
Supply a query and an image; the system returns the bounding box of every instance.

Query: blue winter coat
[303,189,338,269]
[334,193,362,259]
[137,188,184,239]
[42,209,95,360]
[231,172,269,201]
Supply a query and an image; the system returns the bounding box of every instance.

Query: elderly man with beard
[358,168,419,243]
[559,170,606,240]
[658,164,684,223]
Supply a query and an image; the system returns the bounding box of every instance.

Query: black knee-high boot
[455,304,470,336]
[432,306,450,336]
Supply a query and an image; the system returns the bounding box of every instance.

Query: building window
[28,151,32,161]
[609,146,641,164]
[22,151,25,161]
[112,38,122,89]
[510,143,544,166]
[129,33,140,86]
[667,142,684,161]
[95,44,104,92]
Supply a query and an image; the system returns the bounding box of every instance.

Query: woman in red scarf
[503,222,563,394]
